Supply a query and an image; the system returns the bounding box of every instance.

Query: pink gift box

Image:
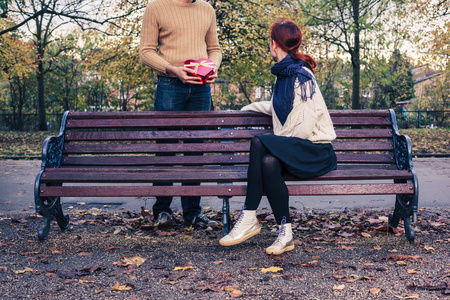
[184,58,215,83]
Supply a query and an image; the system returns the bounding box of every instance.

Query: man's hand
[166,65,203,84]
[205,66,218,84]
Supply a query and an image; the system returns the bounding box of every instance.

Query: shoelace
[232,205,246,232]
[276,216,287,242]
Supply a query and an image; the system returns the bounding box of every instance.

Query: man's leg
[153,76,189,226]
[182,83,218,226]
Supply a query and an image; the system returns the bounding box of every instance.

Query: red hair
[270,19,317,71]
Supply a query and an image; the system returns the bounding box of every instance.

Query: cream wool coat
[242,70,336,144]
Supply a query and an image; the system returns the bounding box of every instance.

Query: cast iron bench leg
[34,172,69,240]
[221,197,231,236]
[36,196,70,241]
[389,194,415,243]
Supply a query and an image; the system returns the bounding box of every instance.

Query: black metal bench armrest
[390,109,413,171]
[41,111,70,169]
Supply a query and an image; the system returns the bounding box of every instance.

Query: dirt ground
[0,207,449,300]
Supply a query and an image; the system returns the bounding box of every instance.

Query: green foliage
[362,49,415,109]
[315,58,352,109]
[211,0,307,108]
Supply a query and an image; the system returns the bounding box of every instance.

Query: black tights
[244,136,290,225]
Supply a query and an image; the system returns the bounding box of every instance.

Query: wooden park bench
[34,109,418,242]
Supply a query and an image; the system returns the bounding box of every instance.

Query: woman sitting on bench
[219,19,337,255]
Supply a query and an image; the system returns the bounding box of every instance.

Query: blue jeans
[153,76,211,223]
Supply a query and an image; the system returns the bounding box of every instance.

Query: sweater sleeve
[206,11,222,68]
[139,5,170,75]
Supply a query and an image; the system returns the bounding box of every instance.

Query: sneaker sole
[219,227,261,246]
[265,244,295,255]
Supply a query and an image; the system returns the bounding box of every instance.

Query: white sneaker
[219,209,260,246]
[265,221,294,255]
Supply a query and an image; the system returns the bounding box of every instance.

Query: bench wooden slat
[39,183,414,198]
[335,128,392,139]
[61,153,395,166]
[66,116,272,129]
[331,117,392,126]
[62,140,394,154]
[63,142,251,154]
[332,141,393,151]
[62,155,249,166]
[66,109,391,120]
[64,129,272,142]
[66,115,391,128]
[40,168,412,183]
[67,110,271,119]
[64,128,393,142]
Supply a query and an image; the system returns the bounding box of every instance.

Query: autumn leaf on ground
[341,245,357,250]
[407,269,418,274]
[113,256,146,268]
[225,286,243,298]
[394,293,419,299]
[111,282,133,291]
[13,267,35,274]
[370,288,381,294]
[333,284,345,290]
[361,232,371,238]
[213,261,223,265]
[397,261,407,266]
[261,266,283,273]
[422,245,435,252]
[50,248,63,255]
[174,262,195,271]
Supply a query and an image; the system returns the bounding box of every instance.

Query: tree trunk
[351,0,361,110]
[37,57,47,130]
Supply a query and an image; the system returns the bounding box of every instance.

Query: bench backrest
[58,110,398,169]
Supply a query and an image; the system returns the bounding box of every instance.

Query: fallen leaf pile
[1,206,449,299]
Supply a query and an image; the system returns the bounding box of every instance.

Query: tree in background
[1,0,146,130]
[396,0,448,125]
[0,25,36,130]
[299,0,393,109]
[211,0,307,108]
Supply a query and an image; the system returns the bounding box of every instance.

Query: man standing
[140,0,222,228]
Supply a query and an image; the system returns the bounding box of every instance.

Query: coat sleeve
[241,101,272,115]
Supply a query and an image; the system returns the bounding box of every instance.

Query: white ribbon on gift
[184,60,215,74]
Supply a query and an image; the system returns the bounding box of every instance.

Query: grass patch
[399,128,449,154]
[0,131,58,157]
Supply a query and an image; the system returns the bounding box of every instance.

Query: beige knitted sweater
[242,70,336,144]
[140,0,222,77]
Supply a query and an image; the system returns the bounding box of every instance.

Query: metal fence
[395,110,449,129]
[0,113,64,132]
[0,110,448,131]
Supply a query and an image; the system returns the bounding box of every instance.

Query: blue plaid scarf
[271,54,315,125]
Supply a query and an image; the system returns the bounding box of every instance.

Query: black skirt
[257,134,337,179]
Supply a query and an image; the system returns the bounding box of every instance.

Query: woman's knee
[250,136,263,148]
[262,154,281,173]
